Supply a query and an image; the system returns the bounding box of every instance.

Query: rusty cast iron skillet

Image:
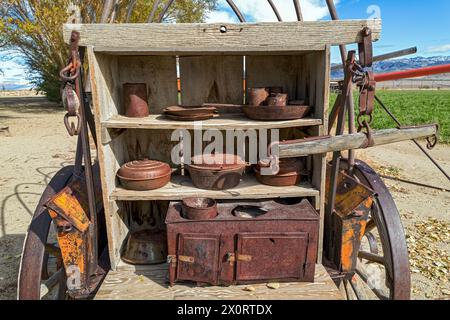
[243,105,312,121]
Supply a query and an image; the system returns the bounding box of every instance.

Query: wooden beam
[63,20,381,53]
[279,125,438,158]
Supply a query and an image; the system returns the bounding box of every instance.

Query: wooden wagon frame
[18,1,439,300]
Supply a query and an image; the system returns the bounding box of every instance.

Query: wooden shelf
[110,175,319,201]
[102,114,322,130]
[95,263,343,300]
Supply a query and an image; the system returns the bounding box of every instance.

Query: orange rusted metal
[325,167,373,218]
[49,208,88,276]
[325,168,374,272]
[338,197,372,272]
[46,177,102,293]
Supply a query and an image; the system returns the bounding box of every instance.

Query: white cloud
[426,44,450,54]
[206,9,237,23]
[207,0,335,23]
[0,54,30,87]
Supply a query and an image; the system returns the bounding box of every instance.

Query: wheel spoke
[45,243,62,258]
[40,269,64,299]
[364,231,379,254]
[358,251,385,265]
[365,218,376,233]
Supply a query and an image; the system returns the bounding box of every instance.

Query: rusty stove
[166,199,319,286]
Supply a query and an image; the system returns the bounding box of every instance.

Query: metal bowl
[121,230,167,265]
[181,198,218,220]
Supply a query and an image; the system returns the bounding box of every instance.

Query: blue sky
[332,0,450,61]
[1,0,450,89]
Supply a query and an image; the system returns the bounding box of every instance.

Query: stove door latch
[167,255,195,264]
[226,253,252,265]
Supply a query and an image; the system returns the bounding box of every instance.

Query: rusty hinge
[226,253,252,264]
[167,255,195,264]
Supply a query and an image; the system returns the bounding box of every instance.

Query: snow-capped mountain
[331,56,450,79]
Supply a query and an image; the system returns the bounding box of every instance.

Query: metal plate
[176,233,220,285]
[236,232,308,281]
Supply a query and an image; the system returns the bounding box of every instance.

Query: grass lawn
[330,90,450,143]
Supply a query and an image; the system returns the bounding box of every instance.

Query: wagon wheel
[339,159,411,300]
[18,166,74,300]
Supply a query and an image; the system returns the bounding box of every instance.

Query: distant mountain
[0,83,32,91]
[331,56,450,79]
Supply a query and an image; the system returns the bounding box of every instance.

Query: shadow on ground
[0,233,25,300]
[0,160,71,300]
[0,96,61,112]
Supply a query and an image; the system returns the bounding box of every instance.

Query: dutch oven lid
[117,159,171,181]
[188,153,246,171]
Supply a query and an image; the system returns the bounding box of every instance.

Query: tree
[0,0,217,100]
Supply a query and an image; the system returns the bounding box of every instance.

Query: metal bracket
[226,253,252,263]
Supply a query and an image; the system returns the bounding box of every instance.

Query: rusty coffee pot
[267,93,288,107]
[123,83,149,118]
[248,87,269,106]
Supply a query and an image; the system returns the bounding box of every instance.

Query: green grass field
[330,90,450,143]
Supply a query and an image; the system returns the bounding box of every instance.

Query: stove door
[176,233,220,285]
[236,232,309,282]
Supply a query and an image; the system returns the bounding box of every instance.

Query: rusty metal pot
[117,159,171,191]
[181,197,218,220]
[121,230,167,265]
[186,154,246,190]
[248,87,269,106]
[254,158,305,186]
[123,83,149,118]
[267,93,288,107]
[268,86,283,95]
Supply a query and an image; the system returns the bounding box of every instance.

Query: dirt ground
[0,97,448,300]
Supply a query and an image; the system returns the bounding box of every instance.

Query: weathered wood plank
[101,114,322,131]
[111,175,319,202]
[180,56,243,106]
[88,47,126,268]
[246,55,303,102]
[279,126,439,158]
[64,20,381,53]
[95,264,343,300]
